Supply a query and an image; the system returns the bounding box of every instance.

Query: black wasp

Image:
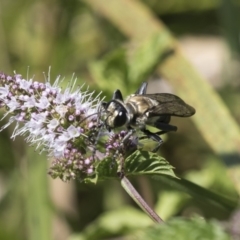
[102,82,195,152]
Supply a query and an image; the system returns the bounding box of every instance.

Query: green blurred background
[0,0,240,239]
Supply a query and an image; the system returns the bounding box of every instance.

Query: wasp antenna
[112,90,123,101]
[78,112,99,125]
[135,82,148,95]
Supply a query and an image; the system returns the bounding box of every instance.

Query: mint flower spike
[0,72,106,182]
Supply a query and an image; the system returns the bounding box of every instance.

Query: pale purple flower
[35,96,50,109]
[0,85,9,97]
[47,119,59,130]
[6,96,20,111]
[19,78,32,90]
[0,72,104,181]
[55,105,69,117]
[23,96,36,108]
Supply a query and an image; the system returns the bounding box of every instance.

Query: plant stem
[121,175,164,223]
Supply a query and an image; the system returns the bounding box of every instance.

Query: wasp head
[102,100,128,131]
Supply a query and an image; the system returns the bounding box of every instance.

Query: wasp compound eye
[113,110,127,128]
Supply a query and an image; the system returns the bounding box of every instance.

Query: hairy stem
[121,176,164,223]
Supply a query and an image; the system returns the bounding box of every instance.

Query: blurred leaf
[88,48,129,94]
[155,191,189,220]
[0,128,15,170]
[0,171,26,240]
[155,175,237,212]
[142,0,220,15]
[185,156,238,197]
[128,32,173,84]
[69,210,231,240]
[25,148,52,240]
[128,217,230,240]
[69,206,152,240]
[89,33,174,97]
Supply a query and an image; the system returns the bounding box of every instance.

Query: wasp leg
[140,123,177,152]
[141,129,164,153]
[139,130,166,140]
[89,122,105,163]
[154,122,177,132]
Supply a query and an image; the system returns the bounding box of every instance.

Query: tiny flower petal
[48,119,59,130]
[67,125,80,138]
[55,105,68,117]
[36,96,50,109]
[0,85,9,98]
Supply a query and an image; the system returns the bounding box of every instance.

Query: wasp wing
[143,93,195,117]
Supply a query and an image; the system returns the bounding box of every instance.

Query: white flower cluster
[0,72,103,181]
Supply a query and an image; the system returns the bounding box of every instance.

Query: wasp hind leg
[140,123,177,153]
[141,129,164,153]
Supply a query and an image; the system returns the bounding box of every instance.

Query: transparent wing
[143,93,195,117]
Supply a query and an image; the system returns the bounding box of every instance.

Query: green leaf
[88,48,129,94]
[96,156,119,180]
[128,32,173,84]
[83,157,117,184]
[155,175,237,212]
[129,217,231,240]
[89,150,177,182]
[124,150,177,178]
[25,148,52,240]
[69,206,152,240]
[87,151,236,213]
